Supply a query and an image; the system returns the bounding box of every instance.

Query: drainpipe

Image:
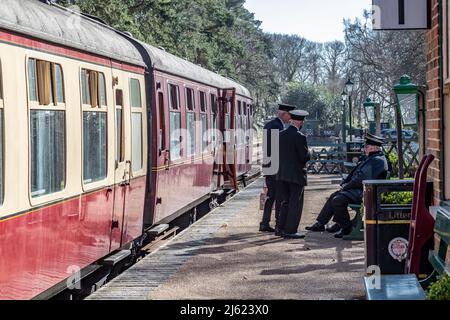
[438,0,446,202]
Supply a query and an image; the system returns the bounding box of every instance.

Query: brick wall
[425,0,443,203]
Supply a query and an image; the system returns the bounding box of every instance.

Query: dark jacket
[340,151,390,203]
[276,125,311,186]
[262,117,284,172]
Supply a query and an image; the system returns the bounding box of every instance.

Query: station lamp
[345,79,354,95]
[363,98,376,123]
[393,75,418,125]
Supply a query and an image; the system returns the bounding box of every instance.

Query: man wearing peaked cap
[306,132,391,238]
[276,109,311,239]
[260,103,297,233]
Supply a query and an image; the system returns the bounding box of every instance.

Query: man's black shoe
[334,227,352,238]
[326,223,341,233]
[283,232,306,239]
[259,224,275,232]
[305,222,325,232]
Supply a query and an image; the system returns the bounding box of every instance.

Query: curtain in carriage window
[83,112,107,184]
[187,112,196,156]
[170,111,181,160]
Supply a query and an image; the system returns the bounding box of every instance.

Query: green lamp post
[393,75,419,179]
[345,79,355,141]
[364,97,376,134]
[341,90,347,143]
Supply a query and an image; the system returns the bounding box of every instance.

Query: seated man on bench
[306,133,390,238]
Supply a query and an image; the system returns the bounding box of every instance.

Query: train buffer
[87,175,366,300]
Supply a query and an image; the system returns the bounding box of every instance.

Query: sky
[244,0,373,43]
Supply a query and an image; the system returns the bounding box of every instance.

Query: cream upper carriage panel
[0,0,147,217]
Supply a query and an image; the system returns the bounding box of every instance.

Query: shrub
[380,191,413,205]
[427,274,450,300]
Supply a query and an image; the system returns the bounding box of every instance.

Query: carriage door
[110,85,130,251]
[245,103,251,168]
[220,88,238,190]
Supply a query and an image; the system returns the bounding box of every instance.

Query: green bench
[363,208,450,300]
[343,204,364,241]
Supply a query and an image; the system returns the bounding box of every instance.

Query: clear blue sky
[244,0,372,43]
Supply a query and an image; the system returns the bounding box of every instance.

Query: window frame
[0,60,3,106]
[130,78,144,174]
[168,83,180,110]
[27,57,66,110]
[26,56,67,205]
[199,91,207,113]
[199,91,208,154]
[80,67,108,108]
[0,60,4,206]
[186,100,196,158]
[80,66,108,191]
[185,87,195,112]
[158,91,167,152]
[169,109,182,161]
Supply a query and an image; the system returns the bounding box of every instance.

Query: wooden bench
[364,208,450,300]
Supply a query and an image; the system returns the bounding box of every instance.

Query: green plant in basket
[380,191,413,205]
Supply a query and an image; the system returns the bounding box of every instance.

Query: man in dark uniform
[306,133,390,238]
[276,110,311,239]
[260,104,296,232]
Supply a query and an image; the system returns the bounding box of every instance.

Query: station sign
[372,0,431,30]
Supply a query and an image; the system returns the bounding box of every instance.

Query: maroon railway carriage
[0,0,253,300]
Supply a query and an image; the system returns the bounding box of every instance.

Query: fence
[382,136,420,178]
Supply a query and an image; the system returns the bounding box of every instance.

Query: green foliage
[63,0,278,128]
[380,191,413,205]
[427,274,450,300]
[282,82,342,126]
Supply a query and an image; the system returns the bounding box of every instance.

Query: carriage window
[132,113,143,171]
[0,62,3,204]
[201,113,208,153]
[211,94,218,148]
[238,101,242,115]
[28,59,38,101]
[243,102,247,115]
[30,110,65,197]
[170,111,181,160]
[28,58,64,105]
[83,112,107,184]
[81,68,107,107]
[169,84,180,110]
[115,90,124,163]
[99,73,107,106]
[210,94,217,114]
[186,88,195,111]
[200,91,207,112]
[130,78,141,108]
[158,92,166,151]
[81,69,90,105]
[187,112,196,156]
[54,64,64,103]
[0,64,2,102]
[0,109,3,205]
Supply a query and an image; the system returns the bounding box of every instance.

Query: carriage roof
[0,0,251,99]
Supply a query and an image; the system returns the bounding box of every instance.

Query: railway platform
[87,174,366,300]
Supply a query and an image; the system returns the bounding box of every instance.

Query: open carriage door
[219,88,238,190]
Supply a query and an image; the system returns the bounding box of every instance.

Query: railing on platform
[307,143,347,175]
